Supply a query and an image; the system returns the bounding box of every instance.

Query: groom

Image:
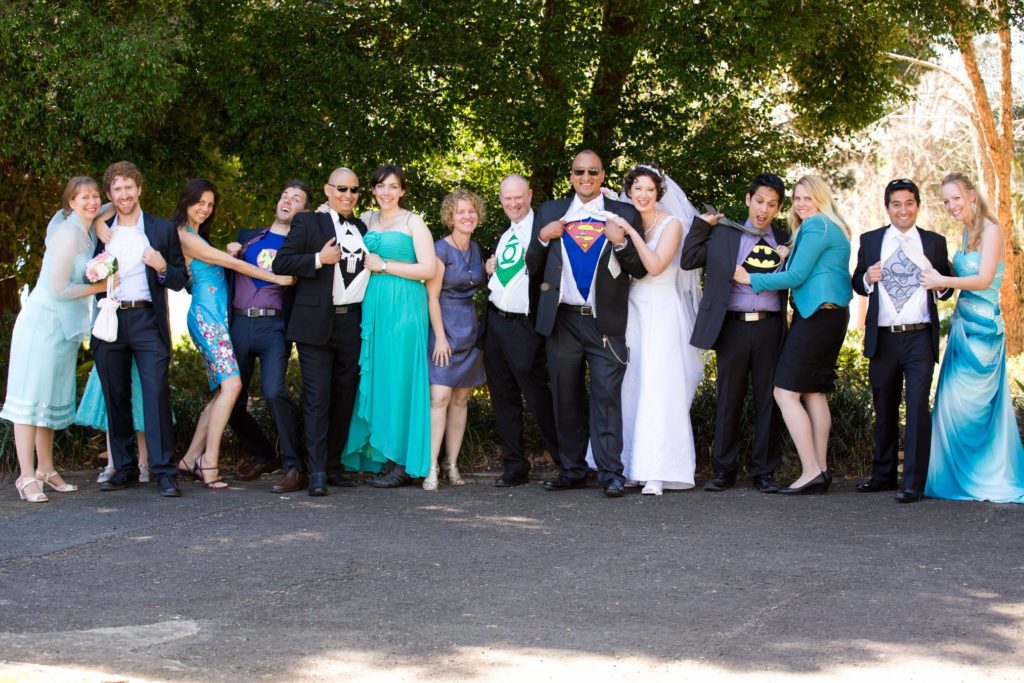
[852,178,952,503]
[526,149,647,497]
[680,173,789,493]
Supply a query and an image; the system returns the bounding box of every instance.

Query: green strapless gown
[343,231,431,476]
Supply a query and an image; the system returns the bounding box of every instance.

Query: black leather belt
[559,304,594,316]
[489,303,528,321]
[819,303,841,310]
[233,307,279,318]
[335,303,361,315]
[727,310,780,322]
[882,323,929,333]
[118,300,152,309]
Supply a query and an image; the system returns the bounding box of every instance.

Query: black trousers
[295,309,362,476]
[92,307,175,477]
[483,307,559,478]
[546,309,627,486]
[868,327,935,491]
[228,315,303,471]
[711,315,784,477]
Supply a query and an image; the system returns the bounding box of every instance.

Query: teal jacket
[749,213,852,317]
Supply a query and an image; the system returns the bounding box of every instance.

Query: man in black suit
[482,174,559,487]
[94,161,189,497]
[681,173,789,493]
[525,150,647,498]
[852,178,952,503]
[227,181,308,492]
[273,168,368,496]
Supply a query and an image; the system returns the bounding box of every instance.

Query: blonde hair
[787,175,850,240]
[62,176,99,217]
[941,172,997,251]
[439,188,485,229]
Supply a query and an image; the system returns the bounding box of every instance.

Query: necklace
[642,210,661,236]
[447,235,475,285]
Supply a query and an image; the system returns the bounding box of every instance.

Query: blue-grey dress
[428,238,485,388]
[1,214,96,428]
[926,242,1024,503]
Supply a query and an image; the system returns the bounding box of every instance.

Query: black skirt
[774,306,849,393]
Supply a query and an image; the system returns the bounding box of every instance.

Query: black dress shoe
[495,474,529,487]
[326,473,358,487]
[308,472,329,496]
[371,465,412,488]
[234,457,282,481]
[895,488,924,503]
[855,480,898,493]
[542,475,587,491]
[157,475,181,497]
[752,475,780,493]
[603,480,625,498]
[778,472,828,495]
[703,471,736,492]
[98,471,139,491]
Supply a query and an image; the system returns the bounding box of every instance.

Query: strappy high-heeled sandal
[16,476,48,503]
[444,463,465,486]
[35,469,77,492]
[138,465,151,483]
[422,466,439,492]
[176,456,203,482]
[196,455,228,490]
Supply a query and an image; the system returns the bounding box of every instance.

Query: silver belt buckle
[742,312,759,322]
[580,305,593,316]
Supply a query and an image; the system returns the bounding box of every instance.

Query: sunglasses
[887,178,915,187]
[328,184,360,194]
[572,168,602,177]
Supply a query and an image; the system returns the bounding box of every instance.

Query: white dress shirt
[318,210,369,306]
[487,210,533,314]
[557,195,613,307]
[865,225,930,326]
[107,216,152,302]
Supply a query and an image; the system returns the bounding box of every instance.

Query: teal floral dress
[185,227,239,389]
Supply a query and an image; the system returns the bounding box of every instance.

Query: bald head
[499,174,533,224]
[324,167,360,217]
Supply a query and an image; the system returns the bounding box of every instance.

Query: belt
[819,303,841,310]
[882,322,929,333]
[118,300,152,310]
[233,307,280,318]
[559,304,594,316]
[489,303,528,321]
[727,310,780,322]
[334,303,361,315]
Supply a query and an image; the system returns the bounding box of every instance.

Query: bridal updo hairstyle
[622,163,666,200]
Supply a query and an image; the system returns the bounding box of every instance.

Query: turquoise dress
[343,230,431,476]
[76,361,147,432]
[1,214,96,428]
[926,244,1024,503]
[185,227,240,390]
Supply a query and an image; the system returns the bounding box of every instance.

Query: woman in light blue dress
[921,172,1024,503]
[1,177,109,503]
[76,361,151,483]
[172,179,293,488]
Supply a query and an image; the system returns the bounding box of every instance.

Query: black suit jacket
[680,216,789,350]
[95,212,187,348]
[852,225,953,359]
[272,211,367,346]
[525,197,647,337]
[227,227,296,328]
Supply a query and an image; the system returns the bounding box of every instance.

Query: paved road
[1,473,1022,682]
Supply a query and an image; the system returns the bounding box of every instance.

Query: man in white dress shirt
[852,178,952,503]
[483,174,559,487]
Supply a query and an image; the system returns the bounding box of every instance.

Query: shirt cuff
[613,242,626,252]
[315,253,322,269]
[863,275,874,294]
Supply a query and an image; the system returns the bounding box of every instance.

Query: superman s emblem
[743,239,781,274]
[564,218,606,253]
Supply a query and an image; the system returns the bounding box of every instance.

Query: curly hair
[439,188,485,228]
[622,163,666,201]
[102,161,144,193]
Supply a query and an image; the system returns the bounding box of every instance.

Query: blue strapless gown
[926,250,1024,503]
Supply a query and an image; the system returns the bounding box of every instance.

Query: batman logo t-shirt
[743,239,782,274]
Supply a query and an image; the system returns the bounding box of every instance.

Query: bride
[592,163,704,495]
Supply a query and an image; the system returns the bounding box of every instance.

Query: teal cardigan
[749,213,852,317]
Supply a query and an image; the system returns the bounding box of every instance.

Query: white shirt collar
[568,194,605,215]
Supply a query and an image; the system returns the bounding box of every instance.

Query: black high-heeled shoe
[778,472,828,495]
[822,469,833,492]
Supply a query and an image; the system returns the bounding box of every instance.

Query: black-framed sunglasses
[887,178,915,187]
[572,168,602,177]
[329,184,360,194]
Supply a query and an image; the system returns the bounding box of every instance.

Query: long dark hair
[171,178,219,241]
[370,164,409,210]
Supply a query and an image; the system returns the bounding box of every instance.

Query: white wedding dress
[587,213,704,489]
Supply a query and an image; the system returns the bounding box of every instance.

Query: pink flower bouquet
[85,252,118,283]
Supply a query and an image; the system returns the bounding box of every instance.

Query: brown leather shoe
[271,468,308,493]
[235,458,282,481]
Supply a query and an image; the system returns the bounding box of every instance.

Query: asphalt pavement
[1,472,1022,682]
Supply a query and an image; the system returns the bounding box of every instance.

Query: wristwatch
[381,260,389,273]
